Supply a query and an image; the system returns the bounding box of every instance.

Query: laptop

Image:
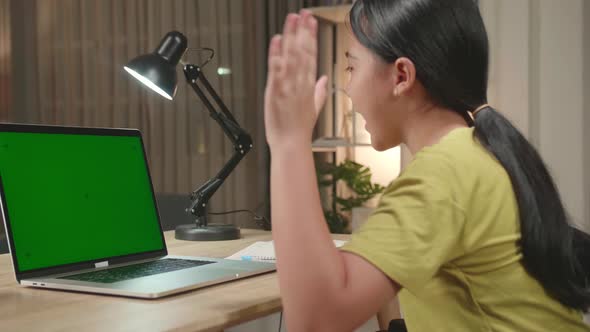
[0,123,275,298]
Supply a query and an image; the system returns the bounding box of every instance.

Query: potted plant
[316,159,385,233]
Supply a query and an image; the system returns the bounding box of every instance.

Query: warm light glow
[354,146,401,187]
[124,66,173,100]
[353,112,401,187]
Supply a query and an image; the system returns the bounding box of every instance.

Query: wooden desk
[0,229,348,332]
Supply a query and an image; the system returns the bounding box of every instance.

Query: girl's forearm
[270,143,348,328]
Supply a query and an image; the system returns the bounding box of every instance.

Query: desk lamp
[124,31,252,241]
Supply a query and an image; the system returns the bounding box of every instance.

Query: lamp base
[174,223,241,241]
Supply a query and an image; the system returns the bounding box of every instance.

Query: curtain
[0,0,9,238]
[0,0,10,119]
[2,0,352,228]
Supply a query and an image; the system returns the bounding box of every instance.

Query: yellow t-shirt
[341,127,589,332]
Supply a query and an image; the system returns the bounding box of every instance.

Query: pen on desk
[241,255,275,261]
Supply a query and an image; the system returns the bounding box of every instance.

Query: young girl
[264,1,590,331]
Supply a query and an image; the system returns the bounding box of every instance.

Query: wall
[480,0,588,231]
[481,0,531,135]
[536,0,585,230]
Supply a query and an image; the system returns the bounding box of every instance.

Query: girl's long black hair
[349,0,590,311]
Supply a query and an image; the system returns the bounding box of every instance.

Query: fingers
[266,34,283,99]
[265,11,324,146]
[267,34,283,76]
[269,10,319,95]
[282,13,299,70]
[297,10,318,63]
[297,10,319,84]
[283,10,318,73]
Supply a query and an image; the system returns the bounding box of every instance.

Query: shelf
[307,5,351,24]
[308,4,373,155]
[312,146,338,153]
[312,137,372,152]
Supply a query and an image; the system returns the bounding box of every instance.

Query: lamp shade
[124,31,188,100]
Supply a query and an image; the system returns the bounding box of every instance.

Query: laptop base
[20,255,275,299]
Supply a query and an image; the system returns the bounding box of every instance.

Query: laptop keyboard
[59,258,215,284]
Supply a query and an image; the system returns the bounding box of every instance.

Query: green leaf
[317,158,386,230]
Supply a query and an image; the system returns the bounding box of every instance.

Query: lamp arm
[182,64,253,227]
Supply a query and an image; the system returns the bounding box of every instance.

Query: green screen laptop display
[0,130,164,272]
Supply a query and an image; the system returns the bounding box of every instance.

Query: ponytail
[474,106,590,311]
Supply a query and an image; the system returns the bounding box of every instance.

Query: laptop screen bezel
[0,123,169,282]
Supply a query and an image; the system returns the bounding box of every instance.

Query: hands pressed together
[264,10,329,151]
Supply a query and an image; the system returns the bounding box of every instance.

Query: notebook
[226,240,348,261]
[0,123,275,298]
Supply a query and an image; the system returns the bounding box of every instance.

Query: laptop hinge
[95,261,109,268]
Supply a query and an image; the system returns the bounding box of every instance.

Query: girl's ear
[391,57,416,97]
